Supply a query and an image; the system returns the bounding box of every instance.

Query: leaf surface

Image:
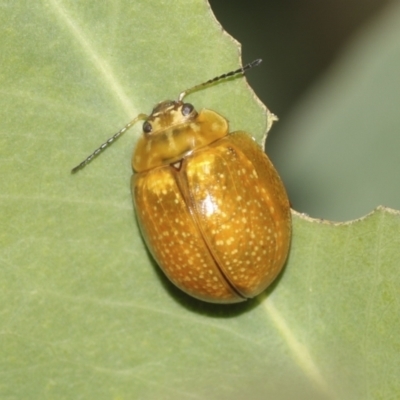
[1,1,399,399]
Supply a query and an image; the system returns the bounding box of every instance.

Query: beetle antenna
[71,113,147,174]
[178,59,262,101]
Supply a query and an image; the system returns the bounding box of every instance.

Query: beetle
[72,60,291,303]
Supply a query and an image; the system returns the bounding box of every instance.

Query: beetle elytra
[72,60,291,303]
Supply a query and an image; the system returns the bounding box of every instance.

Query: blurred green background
[1,2,399,398]
[209,0,400,221]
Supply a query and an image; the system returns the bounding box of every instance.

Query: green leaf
[1,1,399,399]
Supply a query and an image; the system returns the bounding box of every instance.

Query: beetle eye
[181,103,194,116]
[143,121,152,134]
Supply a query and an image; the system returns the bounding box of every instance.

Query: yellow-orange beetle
[72,60,291,303]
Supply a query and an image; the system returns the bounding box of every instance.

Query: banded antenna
[178,58,262,101]
[71,59,262,173]
[71,113,147,174]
